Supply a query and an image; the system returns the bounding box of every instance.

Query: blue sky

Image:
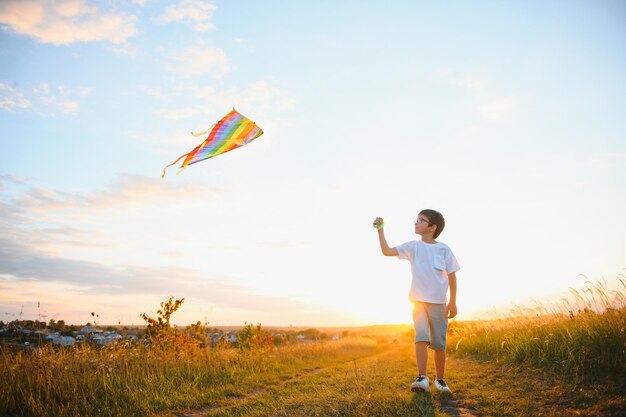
[1,0,625,327]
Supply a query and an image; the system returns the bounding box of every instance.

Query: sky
[1,0,625,327]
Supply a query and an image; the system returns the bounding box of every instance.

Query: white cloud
[440,70,488,90]
[0,82,32,111]
[159,0,217,32]
[109,42,140,57]
[40,85,79,114]
[12,174,221,212]
[55,0,95,18]
[242,81,297,112]
[150,80,296,125]
[154,107,203,121]
[77,86,93,96]
[0,0,137,45]
[0,174,352,326]
[0,174,26,184]
[187,81,296,113]
[479,95,518,121]
[138,85,166,100]
[586,152,625,174]
[0,81,90,114]
[167,44,231,78]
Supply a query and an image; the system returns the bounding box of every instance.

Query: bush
[237,323,274,352]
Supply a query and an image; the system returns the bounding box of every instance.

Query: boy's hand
[373,217,384,230]
[446,303,457,319]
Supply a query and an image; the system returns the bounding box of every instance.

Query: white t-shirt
[396,240,460,304]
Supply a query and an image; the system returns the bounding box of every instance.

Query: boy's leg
[434,349,446,379]
[412,302,430,376]
[426,303,448,379]
[415,342,429,375]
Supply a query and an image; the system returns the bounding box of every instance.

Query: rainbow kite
[162,109,264,178]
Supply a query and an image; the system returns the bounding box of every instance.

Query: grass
[448,278,626,389]
[3,278,625,417]
[0,337,382,417]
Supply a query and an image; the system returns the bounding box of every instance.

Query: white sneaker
[410,375,429,392]
[434,378,451,393]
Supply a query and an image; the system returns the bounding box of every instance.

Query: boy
[373,209,459,394]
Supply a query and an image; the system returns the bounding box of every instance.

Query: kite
[162,109,264,178]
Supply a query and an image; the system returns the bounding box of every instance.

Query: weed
[448,278,626,389]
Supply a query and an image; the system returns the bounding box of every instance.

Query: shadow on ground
[411,392,477,417]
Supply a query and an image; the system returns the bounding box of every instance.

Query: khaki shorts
[412,301,448,351]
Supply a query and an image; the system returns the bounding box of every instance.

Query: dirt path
[436,396,477,417]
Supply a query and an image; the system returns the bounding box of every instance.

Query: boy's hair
[420,209,445,239]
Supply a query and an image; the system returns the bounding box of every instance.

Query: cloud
[479,95,518,121]
[257,240,311,249]
[0,81,90,114]
[586,152,625,174]
[0,0,137,45]
[152,80,296,123]
[10,174,224,213]
[0,175,212,266]
[0,82,32,111]
[138,85,166,100]
[450,75,487,90]
[241,81,297,112]
[0,174,356,326]
[153,107,203,121]
[166,43,231,78]
[39,85,79,113]
[0,174,233,264]
[0,214,327,323]
[0,174,26,185]
[0,231,198,294]
[439,70,488,90]
[109,42,140,57]
[159,0,217,32]
[0,230,281,315]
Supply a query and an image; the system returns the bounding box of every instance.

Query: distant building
[59,336,75,346]
[79,326,97,334]
[102,334,122,346]
[45,333,75,346]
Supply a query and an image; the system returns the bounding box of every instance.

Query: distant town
[0,319,345,350]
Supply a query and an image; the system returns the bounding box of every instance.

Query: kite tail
[191,123,216,137]
[161,153,189,179]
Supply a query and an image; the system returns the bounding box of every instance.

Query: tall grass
[448,277,626,387]
[0,336,379,417]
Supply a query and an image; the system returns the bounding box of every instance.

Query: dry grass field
[2,279,624,417]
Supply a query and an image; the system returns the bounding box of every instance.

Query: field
[2,279,624,417]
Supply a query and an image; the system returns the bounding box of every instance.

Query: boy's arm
[373,217,398,257]
[446,272,457,318]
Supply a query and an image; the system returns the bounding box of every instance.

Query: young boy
[373,209,460,393]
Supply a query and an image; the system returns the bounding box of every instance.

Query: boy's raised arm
[373,217,399,257]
